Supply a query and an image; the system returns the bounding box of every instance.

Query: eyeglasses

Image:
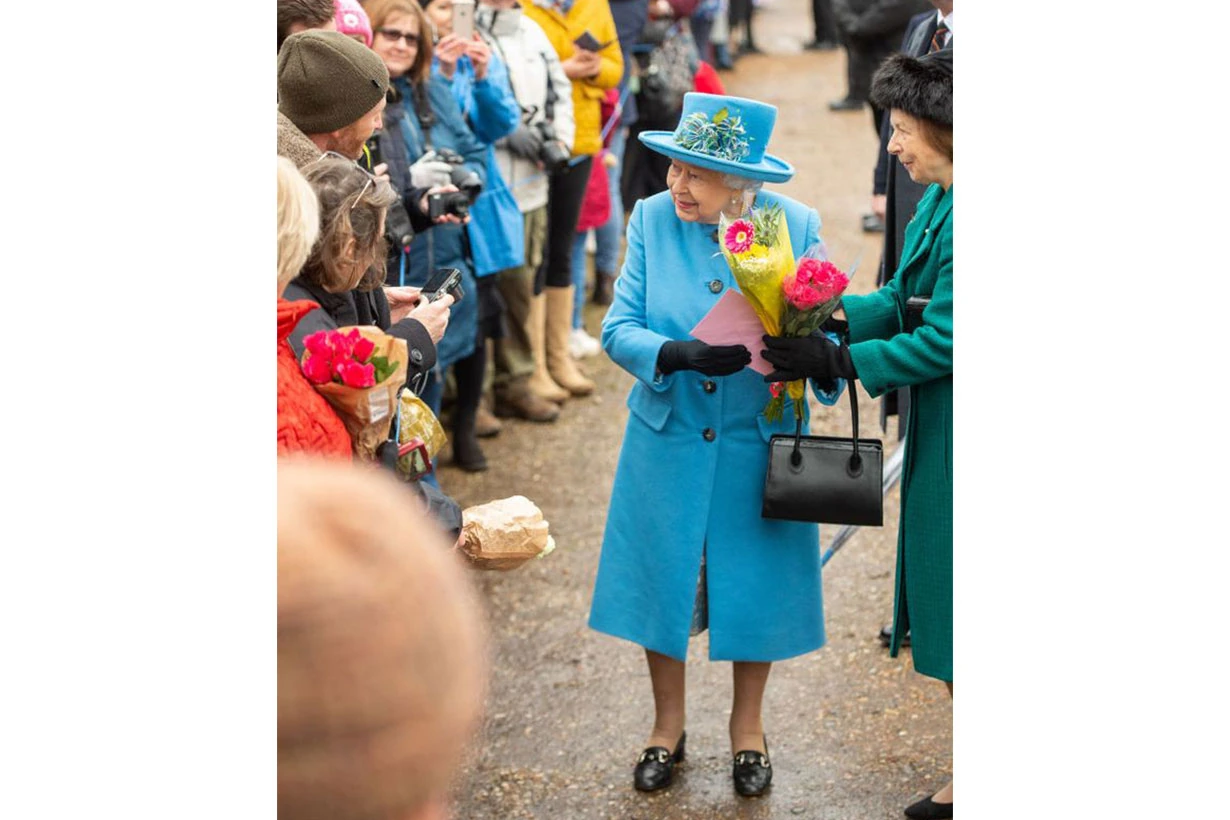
[307,150,376,211]
[377,27,421,46]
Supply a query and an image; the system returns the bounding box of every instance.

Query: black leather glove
[657,340,752,376]
[760,334,857,383]
[820,315,848,336]
[503,125,544,160]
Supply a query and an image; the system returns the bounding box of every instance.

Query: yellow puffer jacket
[521,0,623,157]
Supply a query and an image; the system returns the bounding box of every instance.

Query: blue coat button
[702,428,716,442]
[709,279,723,294]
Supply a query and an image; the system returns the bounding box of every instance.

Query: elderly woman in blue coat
[590,93,842,798]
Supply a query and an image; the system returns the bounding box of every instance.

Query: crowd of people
[276,0,953,817]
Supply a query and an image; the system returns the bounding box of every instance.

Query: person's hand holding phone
[434,33,468,79]
[465,35,491,81]
[384,285,423,324]
[562,49,601,80]
[409,292,455,344]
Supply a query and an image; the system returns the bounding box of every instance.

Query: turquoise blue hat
[638,93,795,183]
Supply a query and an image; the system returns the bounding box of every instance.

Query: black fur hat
[870,50,953,128]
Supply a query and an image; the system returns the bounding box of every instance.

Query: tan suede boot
[545,286,596,396]
[526,292,570,403]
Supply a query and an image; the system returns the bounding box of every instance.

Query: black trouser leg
[543,155,594,289]
[450,340,488,471]
[812,0,838,42]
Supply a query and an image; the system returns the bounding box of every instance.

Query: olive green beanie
[277,30,390,135]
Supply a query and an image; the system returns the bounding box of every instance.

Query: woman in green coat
[760,49,953,820]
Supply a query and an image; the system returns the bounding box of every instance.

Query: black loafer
[633,731,685,792]
[904,794,953,819]
[732,736,772,797]
[879,625,912,648]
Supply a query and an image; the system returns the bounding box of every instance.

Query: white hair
[277,155,321,293]
[721,172,764,192]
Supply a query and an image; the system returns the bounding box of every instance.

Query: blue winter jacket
[435,53,525,277]
[378,75,488,371]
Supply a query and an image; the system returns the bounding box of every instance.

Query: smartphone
[573,30,611,51]
[422,267,464,304]
[452,0,475,40]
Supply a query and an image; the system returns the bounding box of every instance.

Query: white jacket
[477,3,576,213]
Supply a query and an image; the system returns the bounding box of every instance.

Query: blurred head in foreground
[278,458,487,820]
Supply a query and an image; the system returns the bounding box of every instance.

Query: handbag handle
[791,382,862,470]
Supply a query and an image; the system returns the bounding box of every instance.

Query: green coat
[841,183,952,682]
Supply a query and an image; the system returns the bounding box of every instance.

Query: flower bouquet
[764,254,850,421]
[300,327,408,461]
[717,206,851,422]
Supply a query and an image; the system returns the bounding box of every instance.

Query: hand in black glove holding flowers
[760,334,857,384]
[657,340,752,376]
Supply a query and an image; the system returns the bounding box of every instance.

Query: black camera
[431,148,483,203]
[428,189,472,220]
[532,119,572,175]
[421,267,465,304]
[364,135,416,252]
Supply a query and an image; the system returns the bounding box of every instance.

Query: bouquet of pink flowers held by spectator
[765,244,851,422]
[300,327,408,460]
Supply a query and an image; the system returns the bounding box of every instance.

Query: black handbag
[761,386,884,525]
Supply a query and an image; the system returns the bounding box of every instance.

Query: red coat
[277,298,352,459]
[693,61,726,95]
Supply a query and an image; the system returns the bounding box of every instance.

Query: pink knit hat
[334,0,373,48]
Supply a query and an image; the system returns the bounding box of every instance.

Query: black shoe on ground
[904,794,953,819]
[732,736,772,797]
[804,38,839,51]
[828,97,865,111]
[451,425,489,472]
[879,624,911,648]
[738,41,763,55]
[862,213,886,233]
[633,731,686,792]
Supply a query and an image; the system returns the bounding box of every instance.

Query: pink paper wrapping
[689,289,774,376]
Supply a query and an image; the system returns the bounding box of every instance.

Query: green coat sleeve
[842,278,901,344]
[848,225,952,398]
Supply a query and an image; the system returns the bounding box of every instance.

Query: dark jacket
[832,0,928,42]
[282,279,438,393]
[609,0,650,128]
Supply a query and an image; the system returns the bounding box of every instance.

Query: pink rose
[783,274,824,310]
[352,335,376,362]
[302,353,333,385]
[794,257,823,286]
[338,359,376,388]
[303,331,333,358]
[809,260,849,303]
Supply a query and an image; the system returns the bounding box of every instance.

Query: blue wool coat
[379,76,489,371]
[589,190,841,663]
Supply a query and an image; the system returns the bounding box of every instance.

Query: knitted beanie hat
[277,30,389,135]
[334,0,373,48]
